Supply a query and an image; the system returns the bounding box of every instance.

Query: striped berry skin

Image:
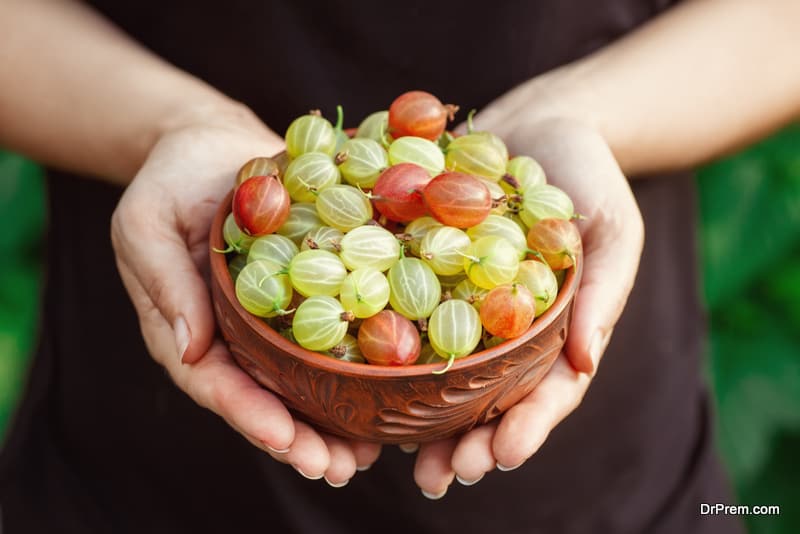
[232,175,290,237]
[387,258,441,321]
[358,310,421,366]
[423,172,492,229]
[288,249,347,297]
[428,299,482,374]
[479,283,537,339]
[526,218,582,271]
[388,136,445,177]
[373,163,432,223]
[339,225,400,272]
[388,90,457,141]
[519,184,574,228]
[285,113,337,158]
[419,226,471,276]
[292,296,350,352]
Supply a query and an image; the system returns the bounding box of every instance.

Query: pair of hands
[110,86,644,496]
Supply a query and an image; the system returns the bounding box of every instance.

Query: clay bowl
[209,186,582,444]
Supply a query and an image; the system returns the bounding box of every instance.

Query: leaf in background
[0,151,44,442]
[0,152,45,254]
[739,431,800,534]
[760,256,800,330]
[710,304,800,486]
[699,125,800,534]
[698,124,800,309]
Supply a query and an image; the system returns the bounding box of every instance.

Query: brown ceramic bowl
[209,182,582,444]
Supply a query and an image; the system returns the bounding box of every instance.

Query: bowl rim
[210,188,582,379]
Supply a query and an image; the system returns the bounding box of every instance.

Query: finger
[172,342,297,453]
[111,193,215,365]
[278,421,331,480]
[502,120,644,375]
[350,440,382,472]
[492,355,591,470]
[238,423,331,482]
[451,423,498,486]
[117,242,335,480]
[398,442,419,454]
[565,192,644,374]
[117,267,297,453]
[414,438,458,499]
[320,434,358,487]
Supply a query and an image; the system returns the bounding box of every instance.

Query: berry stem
[444,103,460,122]
[380,118,392,149]
[466,109,477,133]
[491,194,508,208]
[334,151,348,165]
[212,244,235,254]
[329,344,347,357]
[501,173,521,191]
[525,249,546,263]
[296,175,319,196]
[334,105,344,131]
[431,353,455,375]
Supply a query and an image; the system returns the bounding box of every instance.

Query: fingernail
[496,461,524,472]
[356,463,373,472]
[421,488,447,500]
[324,476,350,488]
[398,443,419,454]
[588,329,610,369]
[294,466,324,480]
[174,316,190,363]
[264,443,290,454]
[455,473,484,486]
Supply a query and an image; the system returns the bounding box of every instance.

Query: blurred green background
[1,127,799,532]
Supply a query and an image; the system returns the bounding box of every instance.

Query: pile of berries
[219,91,581,373]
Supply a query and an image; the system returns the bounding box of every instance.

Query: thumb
[452,88,523,138]
[111,194,215,366]
[565,199,644,375]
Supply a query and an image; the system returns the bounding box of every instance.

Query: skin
[479,284,537,339]
[413,1,800,496]
[1,0,799,495]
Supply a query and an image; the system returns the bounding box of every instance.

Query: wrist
[516,64,597,128]
[125,95,278,183]
[155,97,267,140]
[499,62,637,173]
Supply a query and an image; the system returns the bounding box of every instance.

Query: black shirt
[0,1,743,532]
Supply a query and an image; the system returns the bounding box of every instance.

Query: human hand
[412,100,645,497]
[110,106,380,486]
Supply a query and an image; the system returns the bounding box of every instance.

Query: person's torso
[1,2,741,533]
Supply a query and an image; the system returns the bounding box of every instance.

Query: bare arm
[417,0,800,496]
[479,0,800,176]
[0,0,255,184]
[2,1,798,181]
[0,0,381,485]
[3,0,798,497]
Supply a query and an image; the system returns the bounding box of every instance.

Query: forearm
[532,0,800,175]
[0,0,251,184]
